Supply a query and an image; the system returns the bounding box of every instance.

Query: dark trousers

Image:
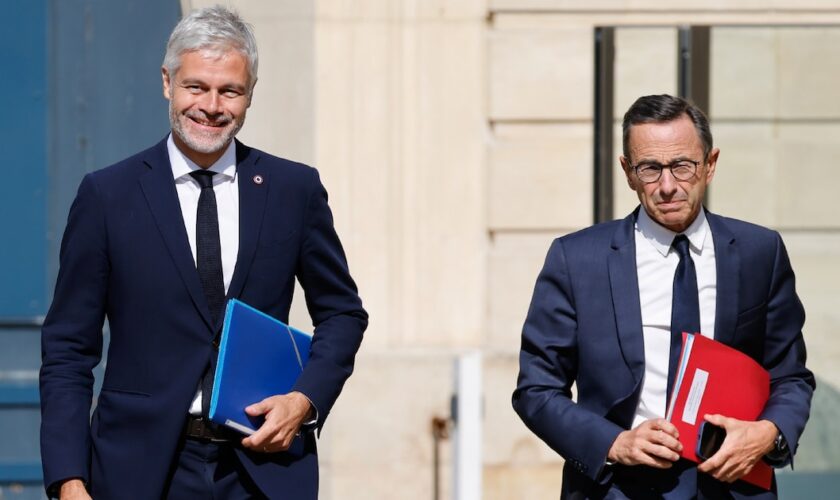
[608,459,775,499]
[610,459,698,499]
[163,437,266,499]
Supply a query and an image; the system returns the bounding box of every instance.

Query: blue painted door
[1,1,179,497]
[1,3,50,497]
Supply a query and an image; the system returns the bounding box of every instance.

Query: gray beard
[169,101,243,155]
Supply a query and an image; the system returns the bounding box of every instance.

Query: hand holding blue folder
[209,299,312,436]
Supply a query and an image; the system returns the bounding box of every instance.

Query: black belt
[184,416,239,443]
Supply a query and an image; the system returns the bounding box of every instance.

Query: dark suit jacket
[512,208,814,499]
[40,138,368,499]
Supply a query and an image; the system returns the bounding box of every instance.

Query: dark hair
[621,94,713,162]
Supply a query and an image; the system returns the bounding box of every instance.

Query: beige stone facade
[184,1,840,498]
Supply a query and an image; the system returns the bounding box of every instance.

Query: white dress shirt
[167,135,239,415]
[631,208,716,429]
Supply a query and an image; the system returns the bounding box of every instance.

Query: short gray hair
[163,5,258,89]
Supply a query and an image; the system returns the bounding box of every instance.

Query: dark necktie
[667,234,701,405]
[189,170,225,418]
[190,170,225,322]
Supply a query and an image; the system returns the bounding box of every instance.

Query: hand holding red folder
[695,413,780,484]
[666,333,773,490]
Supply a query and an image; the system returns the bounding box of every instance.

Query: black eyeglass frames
[632,159,701,184]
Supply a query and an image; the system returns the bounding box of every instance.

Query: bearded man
[40,6,367,499]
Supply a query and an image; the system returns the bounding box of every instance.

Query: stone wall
[182,1,840,497]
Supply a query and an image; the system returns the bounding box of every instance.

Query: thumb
[703,413,728,428]
[245,398,270,416]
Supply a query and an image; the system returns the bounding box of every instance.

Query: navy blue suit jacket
[513,209,814,499]
[40,138,368,498]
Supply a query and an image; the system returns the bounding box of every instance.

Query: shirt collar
[167,134,237,183]
[636,206,709,257]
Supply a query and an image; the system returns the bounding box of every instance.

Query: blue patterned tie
[667,235,701,405]
[189,170,225,418]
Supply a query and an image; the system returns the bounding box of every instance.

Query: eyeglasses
[632,159,700,184]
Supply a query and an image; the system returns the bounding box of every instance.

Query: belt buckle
[186,416,211,440]
[195,416,233,443]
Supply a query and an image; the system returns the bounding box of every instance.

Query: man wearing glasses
[513,94,814,498]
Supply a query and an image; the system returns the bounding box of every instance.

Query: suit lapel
[139,138,214,330]
[227,141,268,301]
[608,209,645,384]
[707,212,739,346]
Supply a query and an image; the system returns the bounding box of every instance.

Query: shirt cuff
[300,394,319,430]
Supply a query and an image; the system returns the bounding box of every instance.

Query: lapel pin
[253,175,264,185]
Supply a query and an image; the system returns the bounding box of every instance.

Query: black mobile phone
[696,422,727,461]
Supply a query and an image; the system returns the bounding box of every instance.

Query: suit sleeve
[39,174,108,493]
[758,232,815,466]
[512,239,624,481]
[292,169,368,428]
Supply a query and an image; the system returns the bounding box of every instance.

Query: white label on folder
[225,419,255,435]
[681,369,709,425]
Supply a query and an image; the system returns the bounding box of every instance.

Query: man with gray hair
[40,6,367,499]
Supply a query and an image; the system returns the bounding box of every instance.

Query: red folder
[666,333,772,490]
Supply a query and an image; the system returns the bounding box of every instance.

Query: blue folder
[209,299,312,437]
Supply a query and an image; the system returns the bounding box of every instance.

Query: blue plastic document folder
[209,299,312,435]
